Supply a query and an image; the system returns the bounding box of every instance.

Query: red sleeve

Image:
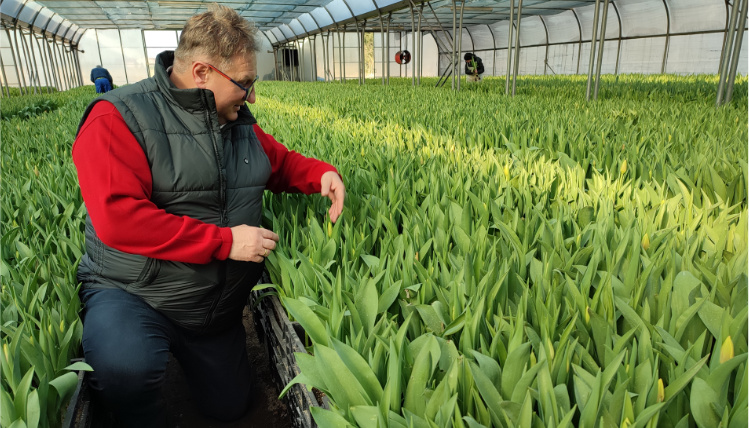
[72,101,233,264]
[254,124,339,194]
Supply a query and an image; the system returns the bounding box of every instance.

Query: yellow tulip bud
[503,165,510,180]
[327,222,333,238]
[620,159,628,175]
[720,336,734,363]
[657,378,664,402]
[641,233,650,251]
[3,343,9,362]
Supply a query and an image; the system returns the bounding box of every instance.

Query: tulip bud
[503,165,510,181]
[620,159,628,175]
[641,233,650,251]
[720,336,734,363]
[657,378,664,402]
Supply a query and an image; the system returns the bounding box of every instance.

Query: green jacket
[76,51,271,334]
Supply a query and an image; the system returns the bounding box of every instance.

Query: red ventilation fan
[395,50,411,64]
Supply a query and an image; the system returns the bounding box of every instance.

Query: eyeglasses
[205,63,258,100]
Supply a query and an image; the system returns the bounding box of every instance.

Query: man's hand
[228,225,279,262]
[321,171,345,223]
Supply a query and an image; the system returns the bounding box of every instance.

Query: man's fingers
[261,228,280,241]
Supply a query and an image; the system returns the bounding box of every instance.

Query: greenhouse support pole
[19,30,40,94]
[571,9,583,74]
[718,0,731,77]
[10,29,30,94]
[272,48,279,80]
[141,30,152,77]
[95,29,103,70]
[410,3,416,86]
[416,3,424,86]
[387,14,391,84]
[506,0,515,95]
[36,34,53,91]
[660,0,671,73]
[338,27,344,82]
[43,35,60,90]
[24,30,42,92]
[725,0,748,104]
[357,21,363,85]
[451,0,457,89]
[377,9,385,86]
[586,0,602,101]
[611,1,623,76]
[457,0,465,91]
[74,44,84,87]
[295,40,304,82]
[323,33,330,82]
[50,38,63,91]
[64,42,75,90]
[0,53,10,97]
[716,0,741,106]
[512,0,524,97]
[318,32,326,82]
[331,31,337,82]
[312,35,318,81]
[593,0,610,100]
[118,30,130,85]
[540,16,550,75]
[34,35,52,91]
[62,42,74,90]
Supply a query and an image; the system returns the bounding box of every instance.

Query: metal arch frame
[609,0,623,76]
[306,12,327,81]
[339,0,358,83]
[585,0,601,101]
[321,6,337,82]
[660,0,671,73]
[41,13,62,90]
[485,23,497,76]
[717,0,747,106]
[593,0,610,99]
[570,8,584,74]
[724,0,747,103]
[10,0,31,93]
[506,0,515,94]
[719,0,731,76]
[296,17,314,81]
[511,0,524,96]
[378,10,386,84]
[538,15,551,75]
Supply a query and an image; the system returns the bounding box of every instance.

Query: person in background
[464,52,485,83]
[90,65,113,93]
[72,4,345,427]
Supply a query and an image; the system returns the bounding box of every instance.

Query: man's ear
[192,62,210,88]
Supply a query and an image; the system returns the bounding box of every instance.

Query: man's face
[205,53,257,125]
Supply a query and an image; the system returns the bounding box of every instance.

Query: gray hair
[173,4,259,71]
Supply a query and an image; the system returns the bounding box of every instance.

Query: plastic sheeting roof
[1,0,603,46]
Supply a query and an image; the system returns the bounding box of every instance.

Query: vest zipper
[203,94,229,329]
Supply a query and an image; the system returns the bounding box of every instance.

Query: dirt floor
[79,306,294,428]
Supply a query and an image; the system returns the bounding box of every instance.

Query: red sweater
[73,101,337,264]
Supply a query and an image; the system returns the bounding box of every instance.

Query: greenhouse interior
[1,0,748,427]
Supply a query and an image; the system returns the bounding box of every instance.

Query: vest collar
[153,50,257,128]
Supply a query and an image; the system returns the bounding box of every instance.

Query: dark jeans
[95,79,112,93]
[80,288,253,427]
